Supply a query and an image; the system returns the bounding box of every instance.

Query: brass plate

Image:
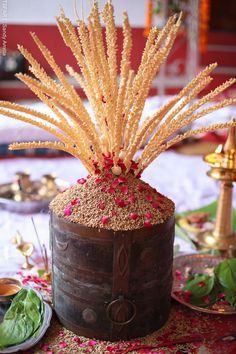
[172,254,236,315]
[0,179,68,213]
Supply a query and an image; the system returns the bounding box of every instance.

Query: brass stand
[198,123,236,251]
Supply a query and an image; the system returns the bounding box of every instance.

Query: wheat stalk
[0,1,234,176]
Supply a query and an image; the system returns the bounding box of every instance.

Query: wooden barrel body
[50,212,175,340]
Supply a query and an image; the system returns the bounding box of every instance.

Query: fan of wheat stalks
[0,0,235,176]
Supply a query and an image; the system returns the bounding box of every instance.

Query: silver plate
[172,253,236,315]
[0,301,52,353]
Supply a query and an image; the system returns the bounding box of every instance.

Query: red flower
[146,194,153,202]
[97,202,105,210]
[64,206,72,216]
[130,160,139,170]
[203,295,210,304]
[128,194,135,204]
[59,341,68,348]
[88,340,97,346]
[151,201,158,209]
[144,220,152,228]
[118,176,127,184]
[112,178,120,188]
[138,183,146,192]
[183,290,192,303]
[175,270,182,276]
[107,187,115,194]
[95,178,103,185]
[105,172,113,180]
[77,178,86,184]
[115,197,127,208]
[146,212,153,219]
[101,215,109,225]
[70,198,80,205]
[101,187,107,193]
[130,212,139,220]
[73,336,81,344]
[197,281,205,288]
[119,185,128,194]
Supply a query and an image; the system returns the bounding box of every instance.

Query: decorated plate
[0,301,52,353]
[172,254,236,315]
[0,178,68,213]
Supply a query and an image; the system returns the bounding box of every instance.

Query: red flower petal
[115,197,127,208]
[88,340,97,346]
[77,178,86,184]
[73,336,81,344]
[118,176,127,184]
[101,187,107,193]
[197,281,205,288]
[64,206,72,216]
[151,201,159,209]
[203,295,210,304]
[130,212,138,220]
[97,202,105,210]
[175,270,182,276]
[128,194,135,204]
[95,168,101,175]
[95,178,103,185]
[119,185,128,194]
[130,160,139,170]
[42,344,50,352]
[107,187,115,194]
[144,220,152,228]
[101,215,109,225]
[146,212,153,219]
[112,178,120,188]
[59,341,68,348]
[70,198,80,206]
[146,194,153,202]
[87,174,91,179]
[138,183,146,192]
[105,172,113,180]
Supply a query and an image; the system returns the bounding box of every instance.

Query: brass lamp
[198,121,236,250]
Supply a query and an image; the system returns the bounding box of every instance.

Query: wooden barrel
[50,212,175,341]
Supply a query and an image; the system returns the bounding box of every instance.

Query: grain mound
[50,173,174,231]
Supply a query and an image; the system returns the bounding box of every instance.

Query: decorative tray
[0,173,68,213]
[0,301,52,353]
[172,254,236,315]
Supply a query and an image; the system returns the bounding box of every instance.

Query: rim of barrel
[50,211,175,240]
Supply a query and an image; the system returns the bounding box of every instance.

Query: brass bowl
[0,278,22,304]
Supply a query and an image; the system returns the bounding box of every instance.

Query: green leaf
[224,288,236,307]
[183,274,214,298]
[215,258,236,292]
[189,285,218,308]
[0,288,44,349]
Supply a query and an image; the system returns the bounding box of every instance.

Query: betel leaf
[224,288,236,307]
[0,288,44,349]
[183,274,215,298]
[189,285,219,308]
[215,258,236,292]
